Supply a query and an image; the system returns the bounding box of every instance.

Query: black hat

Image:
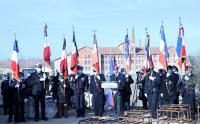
[77,65,83,70]
[172,65,179,72]
[120,68,126,72]
[167,65,173,70]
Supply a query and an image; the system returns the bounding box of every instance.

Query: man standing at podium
[110,67,126,116]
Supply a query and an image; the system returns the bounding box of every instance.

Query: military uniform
[166,72,179,104]
[144,70,161,119]
[13,78,27,122]
[136,72,147,109]
[7,78,15,122]
[31,72,47,121]
[90,74,105,116]
[110,72,125,116]
[159,70,170,106]
[181,73,197,120]
[74,72,89,117]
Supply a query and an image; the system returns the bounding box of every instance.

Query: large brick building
[54,32,176,74]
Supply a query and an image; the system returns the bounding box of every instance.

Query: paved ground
[0,112,94,124]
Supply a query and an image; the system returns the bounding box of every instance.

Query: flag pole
[63,34,68,108]
[14,32,21,120]
[43,23,47,90]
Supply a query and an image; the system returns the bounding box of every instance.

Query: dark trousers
[93,93,104,116]
[8,96,14,121]
[33,94,46,120]
[147,91,159,119]
[115,92,124,116]
[75,92,85,117]
[142,96,148,109]
[14,98,25,122]
[2,95,9,115]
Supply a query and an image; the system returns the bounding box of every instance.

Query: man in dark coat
[166,65,179,104]
[144,67,161,119]
[1,73,10,115]
[31,69,48,122]
[74,65,89,117]
[136,70,147,109]
[110,68,125,116]
[13,72,27,122]
[181,66,197,120]
[158,69,170,107]
[121,68,134,111]
[90,71,105,116]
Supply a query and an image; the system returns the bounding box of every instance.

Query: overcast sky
[0,0,199,60]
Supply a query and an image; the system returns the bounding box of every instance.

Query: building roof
[135,47,159,55]
[98,47,122,54]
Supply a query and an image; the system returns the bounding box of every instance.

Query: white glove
[64,84,66,87]
[167,73,170,77]
[184,76,190,81]
[40,78,45,81]
[75,75,78,80]
[126,74,129,78]
[15,83,20,88]
[144,93,147,97]
[161,93,163,97]
[96,75,101,80]
[24,99,28,102]
[149,76,155,81]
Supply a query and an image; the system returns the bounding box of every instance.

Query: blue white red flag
[92,32,100,73]
[43,24,51,66]
[106,89,115,107]
[70,30,79,73]
[159,24,169,70]
[176,22,186,71]
[10,39,20,81]
[60,36,68,78]
[145,34,154,69]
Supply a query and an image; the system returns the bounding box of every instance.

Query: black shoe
[7,119,12,123]
[76,115,80,118]
[35,118,39,122]
[42,118,48,121]
[81,115,85,117]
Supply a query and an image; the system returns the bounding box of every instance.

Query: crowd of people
[0,63,198,123]
[136,65,197,120]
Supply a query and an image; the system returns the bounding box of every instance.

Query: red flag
[70,30,79,73]
[92,32,100,73]
[43,24,51,66]
[10,39,20,80]
[60,37,68,78]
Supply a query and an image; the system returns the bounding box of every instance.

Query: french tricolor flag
[176,22,186,71]
[92,32,100,73]
[10,39,20,80]
[43,24,51,66]
[159,24,169,70]
[70,30,79,74]
[60,36,68,78]
[145,34,154,69]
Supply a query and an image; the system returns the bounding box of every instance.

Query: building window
[88,60,90,64]
[88,55,90,58]
[85,60,87,64]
